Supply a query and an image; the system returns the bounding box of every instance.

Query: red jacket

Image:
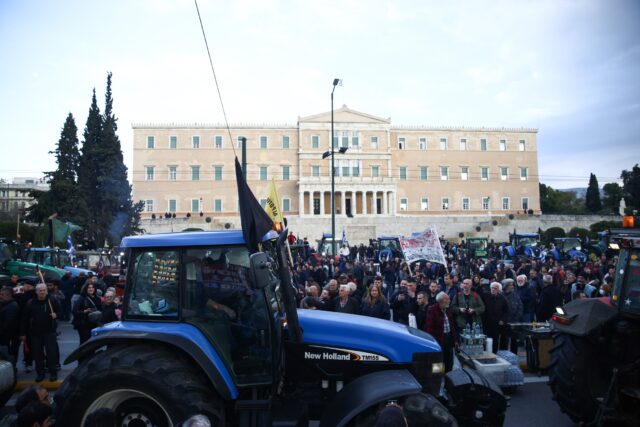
[425,304,458,346]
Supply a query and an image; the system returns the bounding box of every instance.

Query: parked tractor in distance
[549,237,587,264]
[55,229,506,426]
[548,217,640,426]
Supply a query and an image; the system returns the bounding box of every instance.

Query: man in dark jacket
[330,284,360,315]
[536,274,564,322]
[483,282,510,353]
[516,274,537,322]
[20,284,60,382]
[390,279,418,325]
[0,286,20,362]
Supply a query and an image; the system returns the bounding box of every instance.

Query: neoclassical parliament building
[132,106,540,221]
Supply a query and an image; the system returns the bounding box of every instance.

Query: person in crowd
[426,292,458,372]
[516,274,536,322]
[483,282,509,353]
[331,284,360,314]
[325,279,339,300]
[451,278,485,331]
[72,282,102,344]
[426,281,440,306]
[100,290,120,324]
[181,414,212,427]
[58,271,74,321]
[360,282,390,320]
[0,286,20,363]
[16,401,53,427]
[19,284,60,382]
[415,291,429,330]
[317,289,332,311]
[13,277,35,373]
[440,274,459,301]
[390,279,417,325]
[536,274,564,322]
[502,279,523,354]
[300,296,317,309]
[571,274,596,299]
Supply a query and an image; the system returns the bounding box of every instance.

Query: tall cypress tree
[585,173,602,213]
[77,89,104,244]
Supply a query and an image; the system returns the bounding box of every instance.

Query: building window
[499,139,506,151]
[170,135,177,149]
[460,138,467,151]
[333,132,338,148]
[145,166,154,181]
[400,198,408,211]
[168,199,177,213]
[399,166,407,180]
[168,166,177,181]
[502,197,510,210]
[341,162,350,177]
[260,136,268,149]
[259,166,268,180]
[214,199,222,212]
[192,136,200,149]
[282,136,290,149]
[339,131,348,148]
[191,199,200,213]
[480,138,487,151]
[312,165,320,177]
[522,197,529,211]
[145,200,154,212]
[371,136,379,149]
[461,167,469,181]
[191,166,200,181]
[352,160,360,177]
[439,137,448,150]
[442,198,449,211]
[520,167,528,181]
[282,198,290,212]
[421,197,429,211]
[419,137,427,150]
[372,166,380,177]
[462,197,470,211]
[237,136,245,149]
[420,166,428,181]
[312,135,319,149]
[147,136,155,149]
[282,165,290,181]
[398,137,405,150]
[213,166,222,181]
[352,131,359,147]
[440,166,449,181]
[482,197,490,210]
[500,167,508,181]
[481,167,489,181]
[519,139,526,151]
[214,135,223,149]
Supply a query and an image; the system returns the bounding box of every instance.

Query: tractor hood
[296,309,440,363]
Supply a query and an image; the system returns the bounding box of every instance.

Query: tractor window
[125,250,180,319]
[183,246,273,385]
[618,249,640,315]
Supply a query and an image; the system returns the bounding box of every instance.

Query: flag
[67,235,76,261]
[235,157,274,252]
[264,178,284,231]
[341,227,347,246]
[399,225,447,265]
[53,218,81,244]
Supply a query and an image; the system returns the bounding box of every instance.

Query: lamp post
[323,78,345,257]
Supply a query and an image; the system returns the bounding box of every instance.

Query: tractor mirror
[249,252,277,290]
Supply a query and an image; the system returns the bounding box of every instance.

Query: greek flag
[67,235,76,261]
[341,227,347,246]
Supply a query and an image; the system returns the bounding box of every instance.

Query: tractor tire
[0,348,16,408]
[548,332,611,425]
[54,344,225,427]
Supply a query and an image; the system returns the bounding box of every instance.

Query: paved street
[4,321,576,426]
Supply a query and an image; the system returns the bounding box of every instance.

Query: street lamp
[322,78,346,257]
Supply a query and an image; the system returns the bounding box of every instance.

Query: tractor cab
[550,237,587,264]
[467,237,489,259]
[376,236,403,262]
[503,233,541,260]
[609,218,640,316]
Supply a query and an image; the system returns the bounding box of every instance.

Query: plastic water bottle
[408,313,417,329]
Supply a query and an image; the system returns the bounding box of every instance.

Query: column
[382,190,388,215]
[341,191,346,216]
[391,191,397,216]
[299,191,305,216]
[320,190,325,215]
[308,192,313,216]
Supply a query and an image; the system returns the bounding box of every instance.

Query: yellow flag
[265,178,284,227]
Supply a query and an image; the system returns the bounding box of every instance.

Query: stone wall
[140,213,619,244]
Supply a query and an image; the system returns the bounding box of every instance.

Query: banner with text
[399,225,447,265]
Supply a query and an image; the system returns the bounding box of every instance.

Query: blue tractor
[502,233,542,261]
[376,235,403,262]
[549,237,587,264]
[54,229,505,426]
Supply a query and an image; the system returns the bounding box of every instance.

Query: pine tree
[585,173,602,213]
[621,164,640,212]
[77,89,104,243]
[602,182,623,214]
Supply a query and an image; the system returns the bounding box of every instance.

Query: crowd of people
[0,270,122,384]
[288,234,618,371]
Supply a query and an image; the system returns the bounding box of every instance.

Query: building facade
[132,106,539,220]
[0,177,49,219]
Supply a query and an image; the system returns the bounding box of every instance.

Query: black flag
[235,157,274,252]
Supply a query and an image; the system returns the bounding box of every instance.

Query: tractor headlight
[431,362,445,374]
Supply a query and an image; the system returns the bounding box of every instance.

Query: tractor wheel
[548,332,611,424]
[54,344,225,427]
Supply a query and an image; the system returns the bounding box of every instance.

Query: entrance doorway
[346,198,353,217]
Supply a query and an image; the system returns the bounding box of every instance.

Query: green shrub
[568,227,591,238]
[543,227,565,244]
[589,220,621,233]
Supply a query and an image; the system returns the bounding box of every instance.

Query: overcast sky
[1,0,638,189]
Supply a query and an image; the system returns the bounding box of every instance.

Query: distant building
[0,177,49,217]
[132,106,539,219]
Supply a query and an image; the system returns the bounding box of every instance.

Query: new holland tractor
[54,229,506,426]
[548,217,640,426]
